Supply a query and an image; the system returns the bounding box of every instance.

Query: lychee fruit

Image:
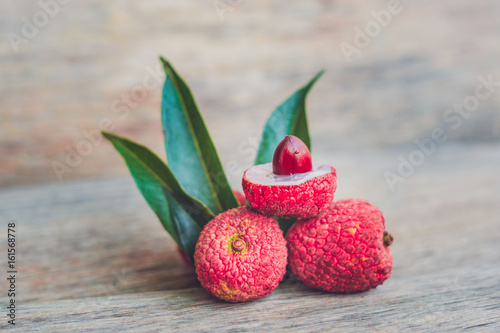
[178,191,246,265]
[286,199,393,293]
[177,247,192,265]
[194,206,288,302]
[233,189,247,206]
[242,135,336,219]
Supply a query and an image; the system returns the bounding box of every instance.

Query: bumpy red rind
[194,206,288,302]
[242,166,337,219]
[286,199,393,293]
[178,188,245,265]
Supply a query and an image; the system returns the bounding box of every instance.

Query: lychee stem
[272,135,313,175]
[383,231,394,247]
[232,238,246,252]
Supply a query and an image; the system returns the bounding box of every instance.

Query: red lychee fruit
[177,247,192,265]
[178,190,246,265]
[286,199,393,293]
[243,136,336,219]
[194,206,288,302]
[233,189,247,206]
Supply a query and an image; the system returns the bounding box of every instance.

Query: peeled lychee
[194,206,288,302]
[243,136,336,219]
[286,199,393,293]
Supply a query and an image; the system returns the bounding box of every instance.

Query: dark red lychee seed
[272,135,312,175]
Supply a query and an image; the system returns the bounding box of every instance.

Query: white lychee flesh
[244,163,331,186]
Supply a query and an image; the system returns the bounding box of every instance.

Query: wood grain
[2,0,500,188]
[1,143,499,331]
[2,0,500,330]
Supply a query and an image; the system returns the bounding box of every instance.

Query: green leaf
[254,71,324,165]
[163,190,201,263]
[160,57,238,214]
[102,131,214,235]
[277,217,297,236]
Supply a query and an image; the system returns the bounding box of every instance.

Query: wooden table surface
[1,142,499,331]
[2,0,500,331]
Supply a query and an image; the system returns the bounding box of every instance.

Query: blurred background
[2,0,499,193]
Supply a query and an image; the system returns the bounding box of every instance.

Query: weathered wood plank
[6,264,500,332]
[1,144,499,331]
[2,0,500,189]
